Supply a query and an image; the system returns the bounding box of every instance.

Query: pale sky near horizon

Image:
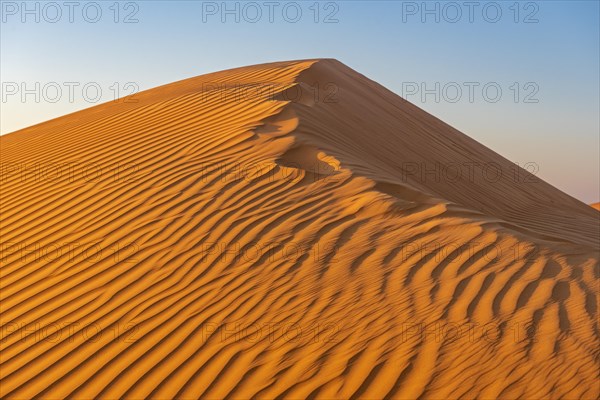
[1,0,599,204]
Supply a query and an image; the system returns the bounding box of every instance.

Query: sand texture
[1,60,599,399]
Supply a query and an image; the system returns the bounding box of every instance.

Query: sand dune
[1,59,598,399]
[591,202,600,211]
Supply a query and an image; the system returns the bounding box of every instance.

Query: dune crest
[1,59,598,399]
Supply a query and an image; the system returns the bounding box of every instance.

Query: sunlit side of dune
[1,60,598,399]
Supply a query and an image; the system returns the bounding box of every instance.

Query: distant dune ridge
[1,60,598,399]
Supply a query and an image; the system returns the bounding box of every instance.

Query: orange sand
[1,60,598,399]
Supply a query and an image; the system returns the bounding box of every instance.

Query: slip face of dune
[1,59,599,399]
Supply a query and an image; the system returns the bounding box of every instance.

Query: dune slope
[1,59,599,399]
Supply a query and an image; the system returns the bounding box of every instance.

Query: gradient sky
[1,0,599,203]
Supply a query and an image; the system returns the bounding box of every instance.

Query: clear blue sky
[1,0,599,203]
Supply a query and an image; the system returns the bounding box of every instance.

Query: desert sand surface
[1,59,599,399]
[591,202,600,211]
